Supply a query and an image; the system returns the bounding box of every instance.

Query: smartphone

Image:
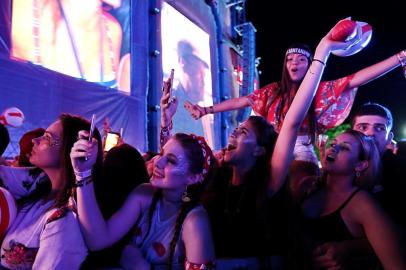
[89,114,96,142]
[163,69,174,93]
[169,68,174,85]
[104,131,120,152]
[85,114,96,160]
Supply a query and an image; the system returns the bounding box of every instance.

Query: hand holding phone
[89,114,96,142]
[85,114,96,160]
[162,69,174,94]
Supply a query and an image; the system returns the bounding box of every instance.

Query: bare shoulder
[185,206,209,222]
[350,190,380,207]
[183,206,210,233]
[127,183,156,208]
[347,190,384,221]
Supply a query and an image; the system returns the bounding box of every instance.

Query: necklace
[32,0,116,82]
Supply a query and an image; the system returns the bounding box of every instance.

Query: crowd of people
[0,19,405,270]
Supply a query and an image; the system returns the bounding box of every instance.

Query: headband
[190,134,212,181]
[285,48,311,59]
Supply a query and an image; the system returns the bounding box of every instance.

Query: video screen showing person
[161,2,214,148]
[11,0,131,93]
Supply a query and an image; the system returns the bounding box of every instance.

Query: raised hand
[184,101,205,120]
[70,130,98,174]
[312,242,349,270]
[160,71,178,127]
[316,18,364,62]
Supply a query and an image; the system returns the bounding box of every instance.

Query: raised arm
[71,131,149,250]
[160,71,178,147]
[184,96,250,120]
[268,21,359,197]
[346,49,405,90]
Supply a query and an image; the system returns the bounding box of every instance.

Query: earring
[356,171,361,178]
[182,186,191,203]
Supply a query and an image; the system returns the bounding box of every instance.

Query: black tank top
[302,188,361,243]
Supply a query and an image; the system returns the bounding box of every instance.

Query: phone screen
[104,132,120,152]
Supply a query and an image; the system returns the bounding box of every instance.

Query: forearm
[159,121,172,149]
[76,181,115,250]
[269,43,330,196]
[120,244,151,270]
[340,239,374,255]
[211,96,250,113]
[348,51,404,89]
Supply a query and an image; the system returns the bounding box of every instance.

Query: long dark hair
[57,114,103,208]
[269,43,317,144]
[143,133,216,269]
[245,116,278,239]
[20,114,103,209]
[97,143,149,218]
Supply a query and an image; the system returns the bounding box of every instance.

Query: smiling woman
[71,82,217,269]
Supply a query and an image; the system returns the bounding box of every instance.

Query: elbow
[83,233,110,251]
[283,119,302,133]
[86,239,108,251]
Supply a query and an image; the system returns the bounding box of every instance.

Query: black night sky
[245,1,406,138]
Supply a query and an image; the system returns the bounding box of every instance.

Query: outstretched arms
[346,49,405,90]
[268,21,360,197]
[184,96,250,120]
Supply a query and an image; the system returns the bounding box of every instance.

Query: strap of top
[337,188,361,212]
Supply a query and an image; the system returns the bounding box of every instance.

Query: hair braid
[141,189,162,245]
[167,183,202,269]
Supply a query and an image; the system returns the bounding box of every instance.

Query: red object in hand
[331,20,357,41]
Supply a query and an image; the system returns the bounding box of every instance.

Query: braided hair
[142,133,216,269]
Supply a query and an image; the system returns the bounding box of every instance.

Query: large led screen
[161,2,214,148]
[11,0,131,93]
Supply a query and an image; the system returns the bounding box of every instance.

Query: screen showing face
[161,2,214,148]
[11,0,131,93]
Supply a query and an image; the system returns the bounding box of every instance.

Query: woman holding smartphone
[0,114,103,269]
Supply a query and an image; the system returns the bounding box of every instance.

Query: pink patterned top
[247,74,357,134]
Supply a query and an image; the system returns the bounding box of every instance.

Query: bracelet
[74,176,93,187]
[396,50,406,66]
[74,169,92,180]
[203,107,208,115]
[161,120,173,131]
[312,59,326,66]
[208,106,214,114]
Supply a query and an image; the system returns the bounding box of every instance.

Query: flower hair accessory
[190,134,212,181]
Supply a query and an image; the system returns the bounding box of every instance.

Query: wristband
[75,176,93,187]
[161,120,173,131]
[74,169,92,180]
